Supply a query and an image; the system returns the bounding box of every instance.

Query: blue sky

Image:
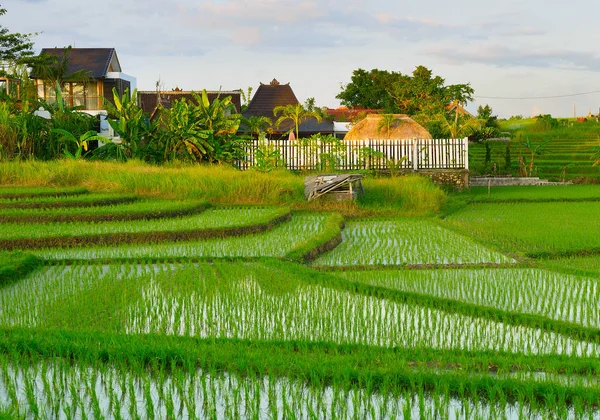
[4,0,600,118]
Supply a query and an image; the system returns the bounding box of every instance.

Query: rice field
[443,202,600,257]
[1,356,597,420]
[0,198,209,220]
[1,186,599,418]
[34,214,329,260]
[0,208,287,241]
[337,268,600,328]
[312,219,514,266]
[2,263,596,356]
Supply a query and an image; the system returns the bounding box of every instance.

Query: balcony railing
[44,94,103,111]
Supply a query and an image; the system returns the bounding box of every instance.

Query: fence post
[463,137,469,170]
[412,139,418,170]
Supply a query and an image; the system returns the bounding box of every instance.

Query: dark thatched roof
[31,48,120,79]
[242,79,299,121]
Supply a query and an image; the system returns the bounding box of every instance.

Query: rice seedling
[33,214,329,260]
[312,219,513,266]
[337,268,600,328]
[0,354,598,420]
[443,202,600,257]
[3,262,597,356]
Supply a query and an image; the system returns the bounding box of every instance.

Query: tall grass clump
[0,160,305,205]
[359,175,447,215]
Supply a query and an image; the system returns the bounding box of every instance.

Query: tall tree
[336,68,401,111]
[0,7,34,64]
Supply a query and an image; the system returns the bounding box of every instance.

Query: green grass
[469,129,600,181]
[443,202,600,257]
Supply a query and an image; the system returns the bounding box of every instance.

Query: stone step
[469,176,556,187]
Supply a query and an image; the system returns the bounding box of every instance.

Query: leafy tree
[0,7,34,64]
[273,103,322,140]
[336,68,401,111]
[338,66,476,135]
[389,66,448,117]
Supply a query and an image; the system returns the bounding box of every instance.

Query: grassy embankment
[0,160,446,216]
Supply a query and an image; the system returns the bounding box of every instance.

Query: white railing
[237,138,469,171]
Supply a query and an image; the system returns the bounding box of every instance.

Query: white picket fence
[237,138,469,171]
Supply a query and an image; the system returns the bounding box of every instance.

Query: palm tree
[376,114,401,137]
[437,112,481,139]
[273,103,322,140]
[242,115,272,139]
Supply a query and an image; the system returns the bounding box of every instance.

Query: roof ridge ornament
[270,78,280,86]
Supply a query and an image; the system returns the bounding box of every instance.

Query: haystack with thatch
[344,114,432,140]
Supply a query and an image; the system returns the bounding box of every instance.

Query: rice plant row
[0,192,138,209]
[337,268,600,328]
[33,214,330,260]
[0,199,210,223]
[0,186,88,200]
[0,207,287,241]
[312,219,514,266]
[2,262,597,357]
[1,356,597,420]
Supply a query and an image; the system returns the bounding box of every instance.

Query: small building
[344,114,432,140]
[29,48,136,114]
[137,88,242,119]
[242,78,334,138]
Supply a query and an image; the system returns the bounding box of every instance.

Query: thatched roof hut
[344,114,432,140]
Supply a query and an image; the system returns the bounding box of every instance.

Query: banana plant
[104,87,153,160]
[50,128,105,159]
[158,98,212,162]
